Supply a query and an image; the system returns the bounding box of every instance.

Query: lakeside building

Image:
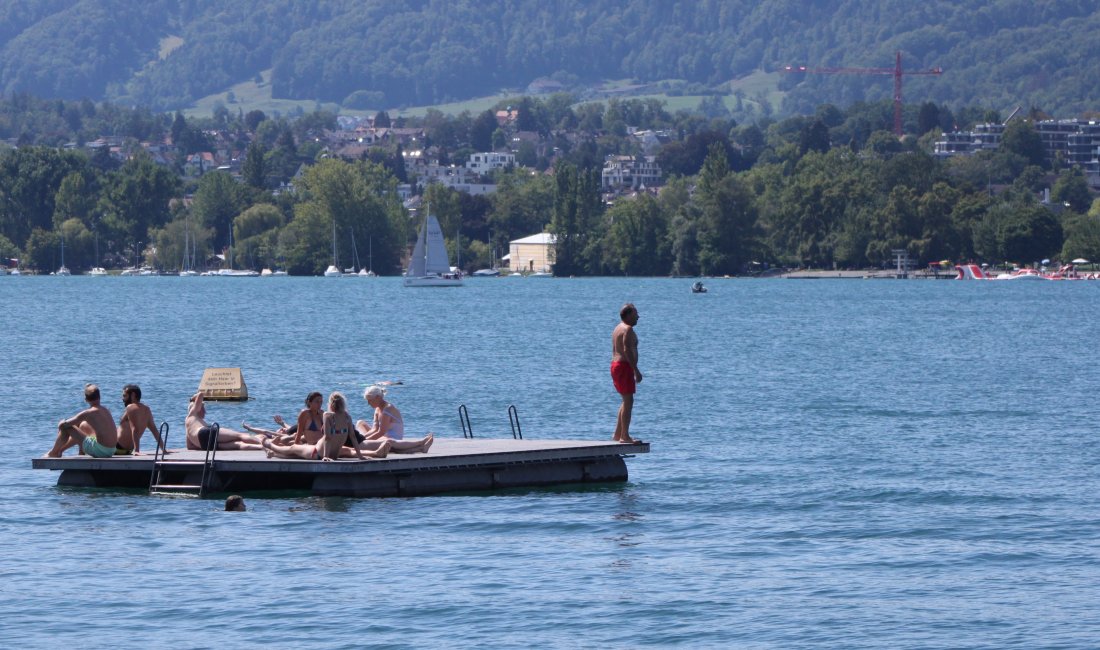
[509,232,556,274]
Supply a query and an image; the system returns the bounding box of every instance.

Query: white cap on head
[363,385,385,400]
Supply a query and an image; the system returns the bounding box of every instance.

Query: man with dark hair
[225,495,246,511]
[611,303,643,444]
[47,384,118,458]
[116,384,165,455]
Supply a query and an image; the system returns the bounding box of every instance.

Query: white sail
[405,210,462,287]
[406,216,428,277]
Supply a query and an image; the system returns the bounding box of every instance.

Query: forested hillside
[0,0,1098,116]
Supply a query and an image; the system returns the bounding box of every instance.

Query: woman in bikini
[354,385,434,454]
[243,391,326,446]
[263,391,390,461]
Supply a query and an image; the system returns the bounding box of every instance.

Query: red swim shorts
[611,361,635,394]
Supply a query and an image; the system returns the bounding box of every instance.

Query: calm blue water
[2,276,1099,648]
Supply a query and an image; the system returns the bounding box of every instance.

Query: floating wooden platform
[31,438,649,497]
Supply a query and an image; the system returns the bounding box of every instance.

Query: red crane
[782,51,942,137]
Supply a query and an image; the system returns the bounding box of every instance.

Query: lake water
[2,275,1099,648]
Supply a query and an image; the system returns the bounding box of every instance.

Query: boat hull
[404,275,464,287]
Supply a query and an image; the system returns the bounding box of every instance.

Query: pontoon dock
[32,438,649,497]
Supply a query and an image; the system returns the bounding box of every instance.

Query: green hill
[1,0,1098,116]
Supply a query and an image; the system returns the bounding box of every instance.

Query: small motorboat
[691,281,707,293]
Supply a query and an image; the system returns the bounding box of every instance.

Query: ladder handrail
[508,404,523,440]
[148,421,170,491]
[458,404,473,439]
[197,423,219,497]
[149,421,216,498]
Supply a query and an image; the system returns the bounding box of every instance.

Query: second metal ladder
[149,422,218,497]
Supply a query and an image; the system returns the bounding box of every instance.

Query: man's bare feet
[45,451,62,458]
[422,433,434,453]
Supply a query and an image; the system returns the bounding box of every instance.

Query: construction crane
[782,51,942,137]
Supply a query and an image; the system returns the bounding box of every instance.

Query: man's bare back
[118,402,157,452]
[74,404,119,447]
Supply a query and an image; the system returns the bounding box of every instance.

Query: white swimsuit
[378,407,404,440]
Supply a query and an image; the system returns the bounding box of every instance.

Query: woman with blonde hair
[264,392,390,461]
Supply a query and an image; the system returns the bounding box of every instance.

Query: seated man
[185,392,265,451]
[46,383,118,458]
[115,384,165,455]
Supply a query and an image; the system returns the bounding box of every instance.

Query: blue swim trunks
[81,436,117,458]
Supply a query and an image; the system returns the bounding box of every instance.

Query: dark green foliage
[0,2,1098,116]
[1000,121,1046,167]
[1051,167,1092,213]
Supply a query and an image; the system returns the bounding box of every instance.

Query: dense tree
[470,110,497,152]
[550,162,602,275]
[695,143,758,274]
[1051,167,1092,213]
[190,171,247,249]
[603,193,670,275]
[288,158,406,275]
[242,142,268,189]
[1000,121,1046,168]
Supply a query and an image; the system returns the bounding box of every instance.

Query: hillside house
[601,155,662,190]
[467,151,515,175]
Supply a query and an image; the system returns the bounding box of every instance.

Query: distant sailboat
[216,226,258,276]
[179,220,198,276]
[55,237,70,276]
[324,218,341,277]
[89,231,107,275]
[404,203,462,287]
[359,237,377,277]
[472,233,501,276]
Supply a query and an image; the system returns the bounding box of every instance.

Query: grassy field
[185,70,788,121]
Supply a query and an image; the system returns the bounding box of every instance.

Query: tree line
[1,93,1098,275]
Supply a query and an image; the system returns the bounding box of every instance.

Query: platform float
[32,438,649,497]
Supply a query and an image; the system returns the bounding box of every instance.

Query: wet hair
[123,384,141,401]
[84,384,100,402]
[363,385,385,400]
[305,391,323,406]
[224,495,246,511]
[620,303,637,320]
[329,391,346,413]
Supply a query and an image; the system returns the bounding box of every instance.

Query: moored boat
[404,205,462,287]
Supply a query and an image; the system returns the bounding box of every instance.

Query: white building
[467,152,515,175]
[602,155,662,190]
[509,232,556,273]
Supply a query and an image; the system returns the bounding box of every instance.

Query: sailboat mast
[422,202,429,272]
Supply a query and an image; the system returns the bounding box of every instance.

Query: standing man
[611,303,643,444]
[116,384,165,455]
[46,384,118,458]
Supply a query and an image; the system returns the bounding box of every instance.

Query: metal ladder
[458,405,523,439]
[149,422,218,497]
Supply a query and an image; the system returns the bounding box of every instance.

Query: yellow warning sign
[198,368,248,401]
